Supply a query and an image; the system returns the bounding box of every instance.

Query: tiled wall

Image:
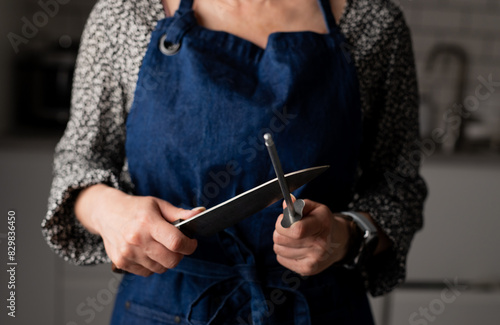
[401,0,499,83]
[399,0,500,149]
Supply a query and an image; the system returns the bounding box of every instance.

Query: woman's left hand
[273,199,351,276]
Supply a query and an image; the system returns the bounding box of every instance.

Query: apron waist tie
[173,257,311,325]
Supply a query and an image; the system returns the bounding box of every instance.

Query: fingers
[156,199,205,223]
[299,199,323,217]
[275,203,325,240]
[150,219,198,255]
[109,245,166,277]
[276,255,319,277]
[155,199,184,223]
[184,206,207,219]
[124,264,154,277]
[281,194,296,209]
[273,225,329,261]
[104,196,204,277]
[144,240,184,270]
[273,227,313,248]
[273,199,342,276]
[110,242,182,276]
[114,259,155,277]
[273,243,311,259]
[113,243,187,276]
[149,199,202,255]
[281,196,320,214]
[111,239,181,275]
[123,257,166,276]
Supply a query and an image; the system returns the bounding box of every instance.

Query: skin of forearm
[74,184,125,235]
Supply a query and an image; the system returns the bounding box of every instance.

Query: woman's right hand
[74,184,202,277]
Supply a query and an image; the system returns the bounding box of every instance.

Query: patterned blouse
[42,0,427,297]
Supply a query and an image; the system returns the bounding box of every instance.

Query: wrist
[75,184,127,235]
[333,214,362,265]
[335,211,379,269]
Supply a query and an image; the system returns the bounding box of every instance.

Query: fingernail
[291,194,296,200]
[191,206,206,212]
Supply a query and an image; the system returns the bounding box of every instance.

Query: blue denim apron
[112,0,373,323]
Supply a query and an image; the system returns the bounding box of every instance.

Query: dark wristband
[335,215,362,267]
[336,212,379,269]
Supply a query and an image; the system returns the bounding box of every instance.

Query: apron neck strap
[317,0,339,33]
[177,0,194,15]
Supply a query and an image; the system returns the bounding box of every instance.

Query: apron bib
[113,0,373,324]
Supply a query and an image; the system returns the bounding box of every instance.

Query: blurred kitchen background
[0,0,499,324]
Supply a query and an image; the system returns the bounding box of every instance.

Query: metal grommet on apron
[114,0,374,324]
[159,34,181,56]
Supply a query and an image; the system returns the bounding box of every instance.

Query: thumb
[282,194,297,209]
[179,206,207,221]
[155,198,206,223]
[300,199,322,217]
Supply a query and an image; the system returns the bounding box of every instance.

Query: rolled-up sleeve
[41,1,129,265]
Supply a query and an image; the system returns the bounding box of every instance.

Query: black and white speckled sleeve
[42,1,138,265]
[342,1,427,296]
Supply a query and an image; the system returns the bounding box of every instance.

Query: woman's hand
[273,199,351,276]
[75,184,202,277]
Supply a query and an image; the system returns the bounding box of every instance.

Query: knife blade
[174,165,329,237]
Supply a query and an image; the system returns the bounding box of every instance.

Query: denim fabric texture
[116,0,373,323]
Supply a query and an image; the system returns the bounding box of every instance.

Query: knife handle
[281,199,305,228]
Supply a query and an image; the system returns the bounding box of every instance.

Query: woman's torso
[115,0,371,323]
